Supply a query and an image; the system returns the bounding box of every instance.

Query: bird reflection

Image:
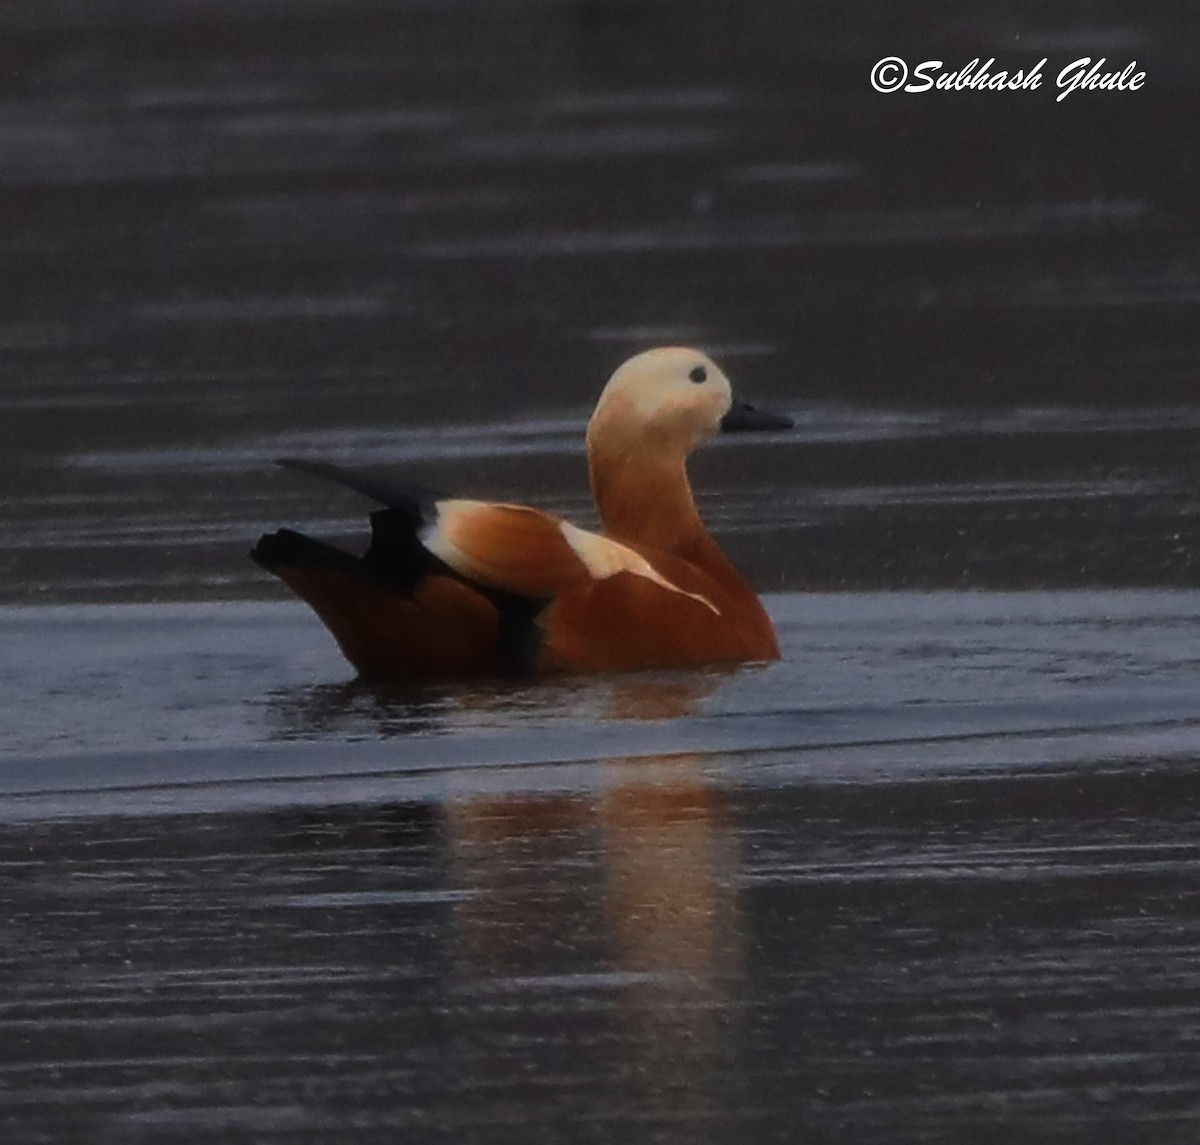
[263,677,450,739]
[264,665,730,738]
[444,677,742,1133]
[605,669,733,720]
[598,755,742,1130]
[264,664,744,1128]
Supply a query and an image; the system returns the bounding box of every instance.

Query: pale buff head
[586,347,734,459]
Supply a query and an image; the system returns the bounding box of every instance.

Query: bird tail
[250,527,363,577]
[250,527,508,679]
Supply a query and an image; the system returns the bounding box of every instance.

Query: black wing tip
[271,457,446,515]
[273,457,344,480]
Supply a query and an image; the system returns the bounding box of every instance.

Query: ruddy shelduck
[251,347,792,678]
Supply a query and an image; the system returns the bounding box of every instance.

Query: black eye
[689,365,707,384]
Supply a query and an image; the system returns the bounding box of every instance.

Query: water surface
[2,0,1199,602]
[3,1,1200,1141]
[4,592,1200,1141]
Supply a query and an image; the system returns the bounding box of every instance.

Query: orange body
[541,538,779,672]
[252,348,788,678]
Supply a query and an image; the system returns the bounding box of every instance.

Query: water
[4,0,1200,604]
[3,1,1200,1141]
[5,593,1200,1140]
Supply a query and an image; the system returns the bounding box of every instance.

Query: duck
[251,347,792,678]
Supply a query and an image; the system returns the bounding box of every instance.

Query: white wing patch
[419,499,480,570]
[419,500,720,615]
[559,521,720,615]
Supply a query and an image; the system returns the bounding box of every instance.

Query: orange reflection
[444,676,743,1124]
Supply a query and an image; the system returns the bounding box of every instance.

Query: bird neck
[588,443,707,556]
[587,436,767,624]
